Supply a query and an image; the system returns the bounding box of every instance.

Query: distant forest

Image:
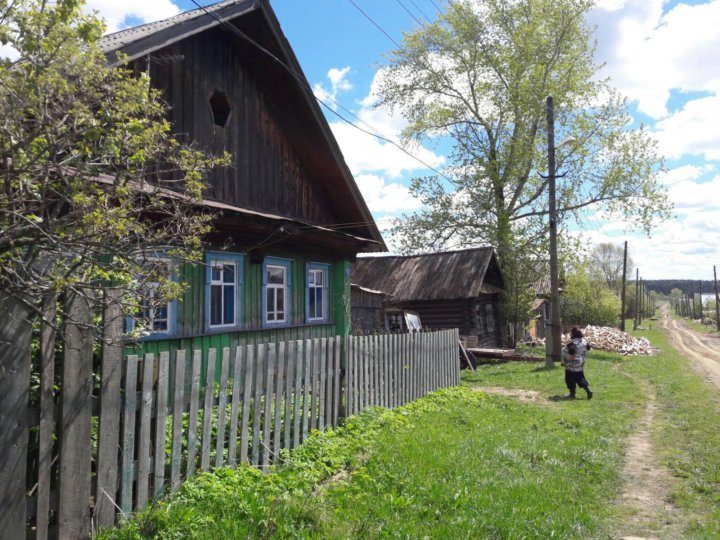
[644,280,717,295]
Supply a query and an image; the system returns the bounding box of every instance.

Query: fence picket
[333,336,341,426]
[292,340,303,449]
[252,344,265,466]
[301,340,311,441]
[240,345,254,464]
[186,350,202,477]
[283,341,295,451]
[215,348,231,468]
[200,348,217,471]
[228,346,242,467]
[36,294,58,539]
[273,342,285,463]
[120,355,139,515]
[58,291,95,539]
[153,352,169,498]
[170,350,186,489]
[319,338,327,431]
[136,353,155,509]
[262,343,275,470]
[346,336,354,415]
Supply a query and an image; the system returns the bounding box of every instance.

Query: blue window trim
[262,257,292,328]
[126,258,178,339]
[205,251,244,333]
[305,262,330,324]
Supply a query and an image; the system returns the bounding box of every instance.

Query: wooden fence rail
[0,289,459,539]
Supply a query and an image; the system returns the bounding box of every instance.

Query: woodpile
[568,325,658,356]
[521,326,659,356]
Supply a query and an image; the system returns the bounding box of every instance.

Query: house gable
[99,0,385,256]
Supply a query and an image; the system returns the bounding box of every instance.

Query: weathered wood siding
[145,27,338,225]
[350,287,386,335]
[399,296,502,348]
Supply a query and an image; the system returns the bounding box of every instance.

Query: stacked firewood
[520,326,658,356]
[566,325,659,356]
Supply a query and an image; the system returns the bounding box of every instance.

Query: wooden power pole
[620,240,627,331]
[545,96,562,368]
[633,269,639,330]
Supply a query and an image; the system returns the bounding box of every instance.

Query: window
[127,258,177,338]
[209,89,232,127]
[263,257,291,326]
[306,263,329,322]
[205,252,243,331]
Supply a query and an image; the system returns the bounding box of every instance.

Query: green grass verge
[101,324,720,539]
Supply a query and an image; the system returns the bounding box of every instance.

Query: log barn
[351,248,505,347]
[98,0,386,354]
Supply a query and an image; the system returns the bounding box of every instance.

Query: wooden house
[351,248,504,347]
[98,0,386,354]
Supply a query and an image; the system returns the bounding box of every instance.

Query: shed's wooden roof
[351,248,504,302]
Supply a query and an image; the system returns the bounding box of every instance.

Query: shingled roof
[351,248,504,302]
[99,0,257,63]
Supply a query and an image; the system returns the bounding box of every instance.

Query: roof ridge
[357,246,495,260]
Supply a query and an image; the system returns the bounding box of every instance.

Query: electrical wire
[428,0,444,14]
[188,0,451,182]
[395,0,428,29]
[408,0,434,23]
[346,0,403,49]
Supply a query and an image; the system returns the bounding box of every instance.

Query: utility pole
[633,269,639,330]
[714,266,720,332]
[620,240,628,331]
[545,96,562,368]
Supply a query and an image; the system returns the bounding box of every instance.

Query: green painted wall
[125,251,350,385]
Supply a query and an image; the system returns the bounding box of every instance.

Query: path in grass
[614,373,680,540]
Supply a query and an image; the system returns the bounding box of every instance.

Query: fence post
[58,289,95,539]
[96,289,123,528]
[0,292,33,540]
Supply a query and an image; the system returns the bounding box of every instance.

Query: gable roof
[351,248,504,302]
[98,0,386,251]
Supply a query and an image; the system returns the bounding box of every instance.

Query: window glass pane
[315,270,324,286]
[210,284,222,326]
[309,289,316,318]
[309,271,316,286]
[316,288,323,318]
[223,284,235,324]
[223,264,234,283]
[266,288,274,319]
[268,266,284,284]
[277,288,284,312]
[211,266,221,282]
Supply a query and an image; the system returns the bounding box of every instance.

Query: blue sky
[87,0,720,280]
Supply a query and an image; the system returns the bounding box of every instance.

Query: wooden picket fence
[0,289,459,540]
[346,329,460,415]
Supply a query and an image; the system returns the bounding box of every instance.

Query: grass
[102,321,720,539]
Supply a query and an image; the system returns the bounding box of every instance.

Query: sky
[83,0,720,280]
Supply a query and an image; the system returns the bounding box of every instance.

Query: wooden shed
[97,0,386,355]
[351,248,505,347]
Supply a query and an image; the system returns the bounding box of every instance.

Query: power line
[346,0,403,49]
[187,0,450,181]
[428,0,444,14]
[408,0,433,23]
[395,0,428,29]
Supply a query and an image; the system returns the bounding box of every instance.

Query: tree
[561,264,620,327]
[587,242,633,296]
[0,0,227,321]
[377,0,670,333]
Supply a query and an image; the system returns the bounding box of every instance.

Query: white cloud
[654,94,720,160]
[667,177,720,211]
[313,66,353,108]
[355,174,422,214]
[657,164,713,186]
[589,0,720,119]
[85,0,181,33]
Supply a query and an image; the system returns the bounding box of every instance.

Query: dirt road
[661,312,720,388]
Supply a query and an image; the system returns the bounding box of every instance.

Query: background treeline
[643,280,716,296]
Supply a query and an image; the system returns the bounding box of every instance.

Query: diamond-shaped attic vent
[209,89,231,127]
